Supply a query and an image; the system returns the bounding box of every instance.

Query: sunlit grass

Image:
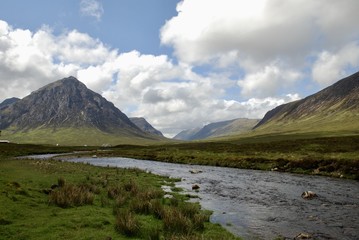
[0,144,239,239]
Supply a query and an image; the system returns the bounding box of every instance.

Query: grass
[91,134,359,179]
[0,143,239,240]
[1,126,165,146]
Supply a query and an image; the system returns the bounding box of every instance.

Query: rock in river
[301,191,317,200]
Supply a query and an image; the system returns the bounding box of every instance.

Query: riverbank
[0,144,239,239]
[62,156,359,239]
[89,135,359,180]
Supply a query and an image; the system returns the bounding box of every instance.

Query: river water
[30,155,359,239]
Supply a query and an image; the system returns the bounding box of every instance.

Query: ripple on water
[32,155,359,239]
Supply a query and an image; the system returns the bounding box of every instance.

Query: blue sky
[0,0,177,54]
[1,0,359,136]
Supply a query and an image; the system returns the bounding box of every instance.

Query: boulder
[189,169,203,174]
[294,232,312,239]
[301,191,317,199]
[192,184,200,190]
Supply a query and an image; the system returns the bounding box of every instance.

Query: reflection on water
[33,155,359,239]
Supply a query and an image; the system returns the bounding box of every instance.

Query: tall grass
[115,209,140,236]
[49,182,94,208]
[163,208,193,235]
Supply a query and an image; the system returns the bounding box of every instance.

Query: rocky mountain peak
[0,77,141,134]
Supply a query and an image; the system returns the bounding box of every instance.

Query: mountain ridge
[174,118,259,140]
[254,71,359,134]
[0,76,162,145]
[130,117,164,137]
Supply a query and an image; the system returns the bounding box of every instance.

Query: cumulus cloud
[2,20,258,136]
[134,94,300,137]
[0,20,115,100]
[161,0,359,98]
[312,42,359,86]
[2,0,359,140]
[238,64,302,98]
[80,0,104,21]
[161,0,359,65]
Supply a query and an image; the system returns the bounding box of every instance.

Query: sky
[1,0,359,137]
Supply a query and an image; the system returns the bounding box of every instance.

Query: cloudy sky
[1,0,359,137]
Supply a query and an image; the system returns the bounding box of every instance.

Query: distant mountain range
[174,118,259,140]
[0,77,164,145]
[1,71,358,145]
[175,71,359,140]
[254,71,359,134]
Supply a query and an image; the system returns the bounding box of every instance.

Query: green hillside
[1,127,165,146]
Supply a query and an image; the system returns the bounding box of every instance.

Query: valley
[0,73,359,239]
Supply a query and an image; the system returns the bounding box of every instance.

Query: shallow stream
[29,155,359,239]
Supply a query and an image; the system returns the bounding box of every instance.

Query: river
[29,155,359,239]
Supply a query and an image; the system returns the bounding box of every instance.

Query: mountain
[174,118,259,140]
[173,127,202,140]
[254,71,359,134]
[0,97,20,110]
[130,117,164,137]
[0,76,161,145]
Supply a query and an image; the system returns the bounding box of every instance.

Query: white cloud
[161,0,359,65]
[238,64,302,98]
[134,93,300,137]
[0,20,114,100]
[161,0,359,101]
[80,0,104,21]
[312,42,359,86]
[2,0,359,139]
[0,21,245,137]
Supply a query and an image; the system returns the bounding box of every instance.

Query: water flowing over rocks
[30,154,359,239]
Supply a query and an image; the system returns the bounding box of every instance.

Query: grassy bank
[0,144,239,239]
[93,135,359,180]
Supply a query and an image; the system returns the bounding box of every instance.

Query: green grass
[1,126,165,146]
[0,144,239,240]
[251,109,359,137]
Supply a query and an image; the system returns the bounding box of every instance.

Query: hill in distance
[174,118,259,140]
[0,76,164,145]
[253,71,359,136]
[130,117,164,137]
[0,97,20,110]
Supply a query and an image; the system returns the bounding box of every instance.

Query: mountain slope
[0,97,20,110]
[173,128,202,140]
[174,118,259,140]
[0,77,160,145]
[254,71,359,134]
[130,117,164,137]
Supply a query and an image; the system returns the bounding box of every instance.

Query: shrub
[107,186,123,199]
[150,199,165,219]
[130,199,151,215]
[179,203,200,218]
[115,210,140,236]
[138,188,163,201]
[57,177,65,187]
[169,197,179,207]
[143,226,161,240]
[192,213,209,231]
[49,184,94,208]
[123,179,139,195]
[115,195,127,207]
[163,208,193,235]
